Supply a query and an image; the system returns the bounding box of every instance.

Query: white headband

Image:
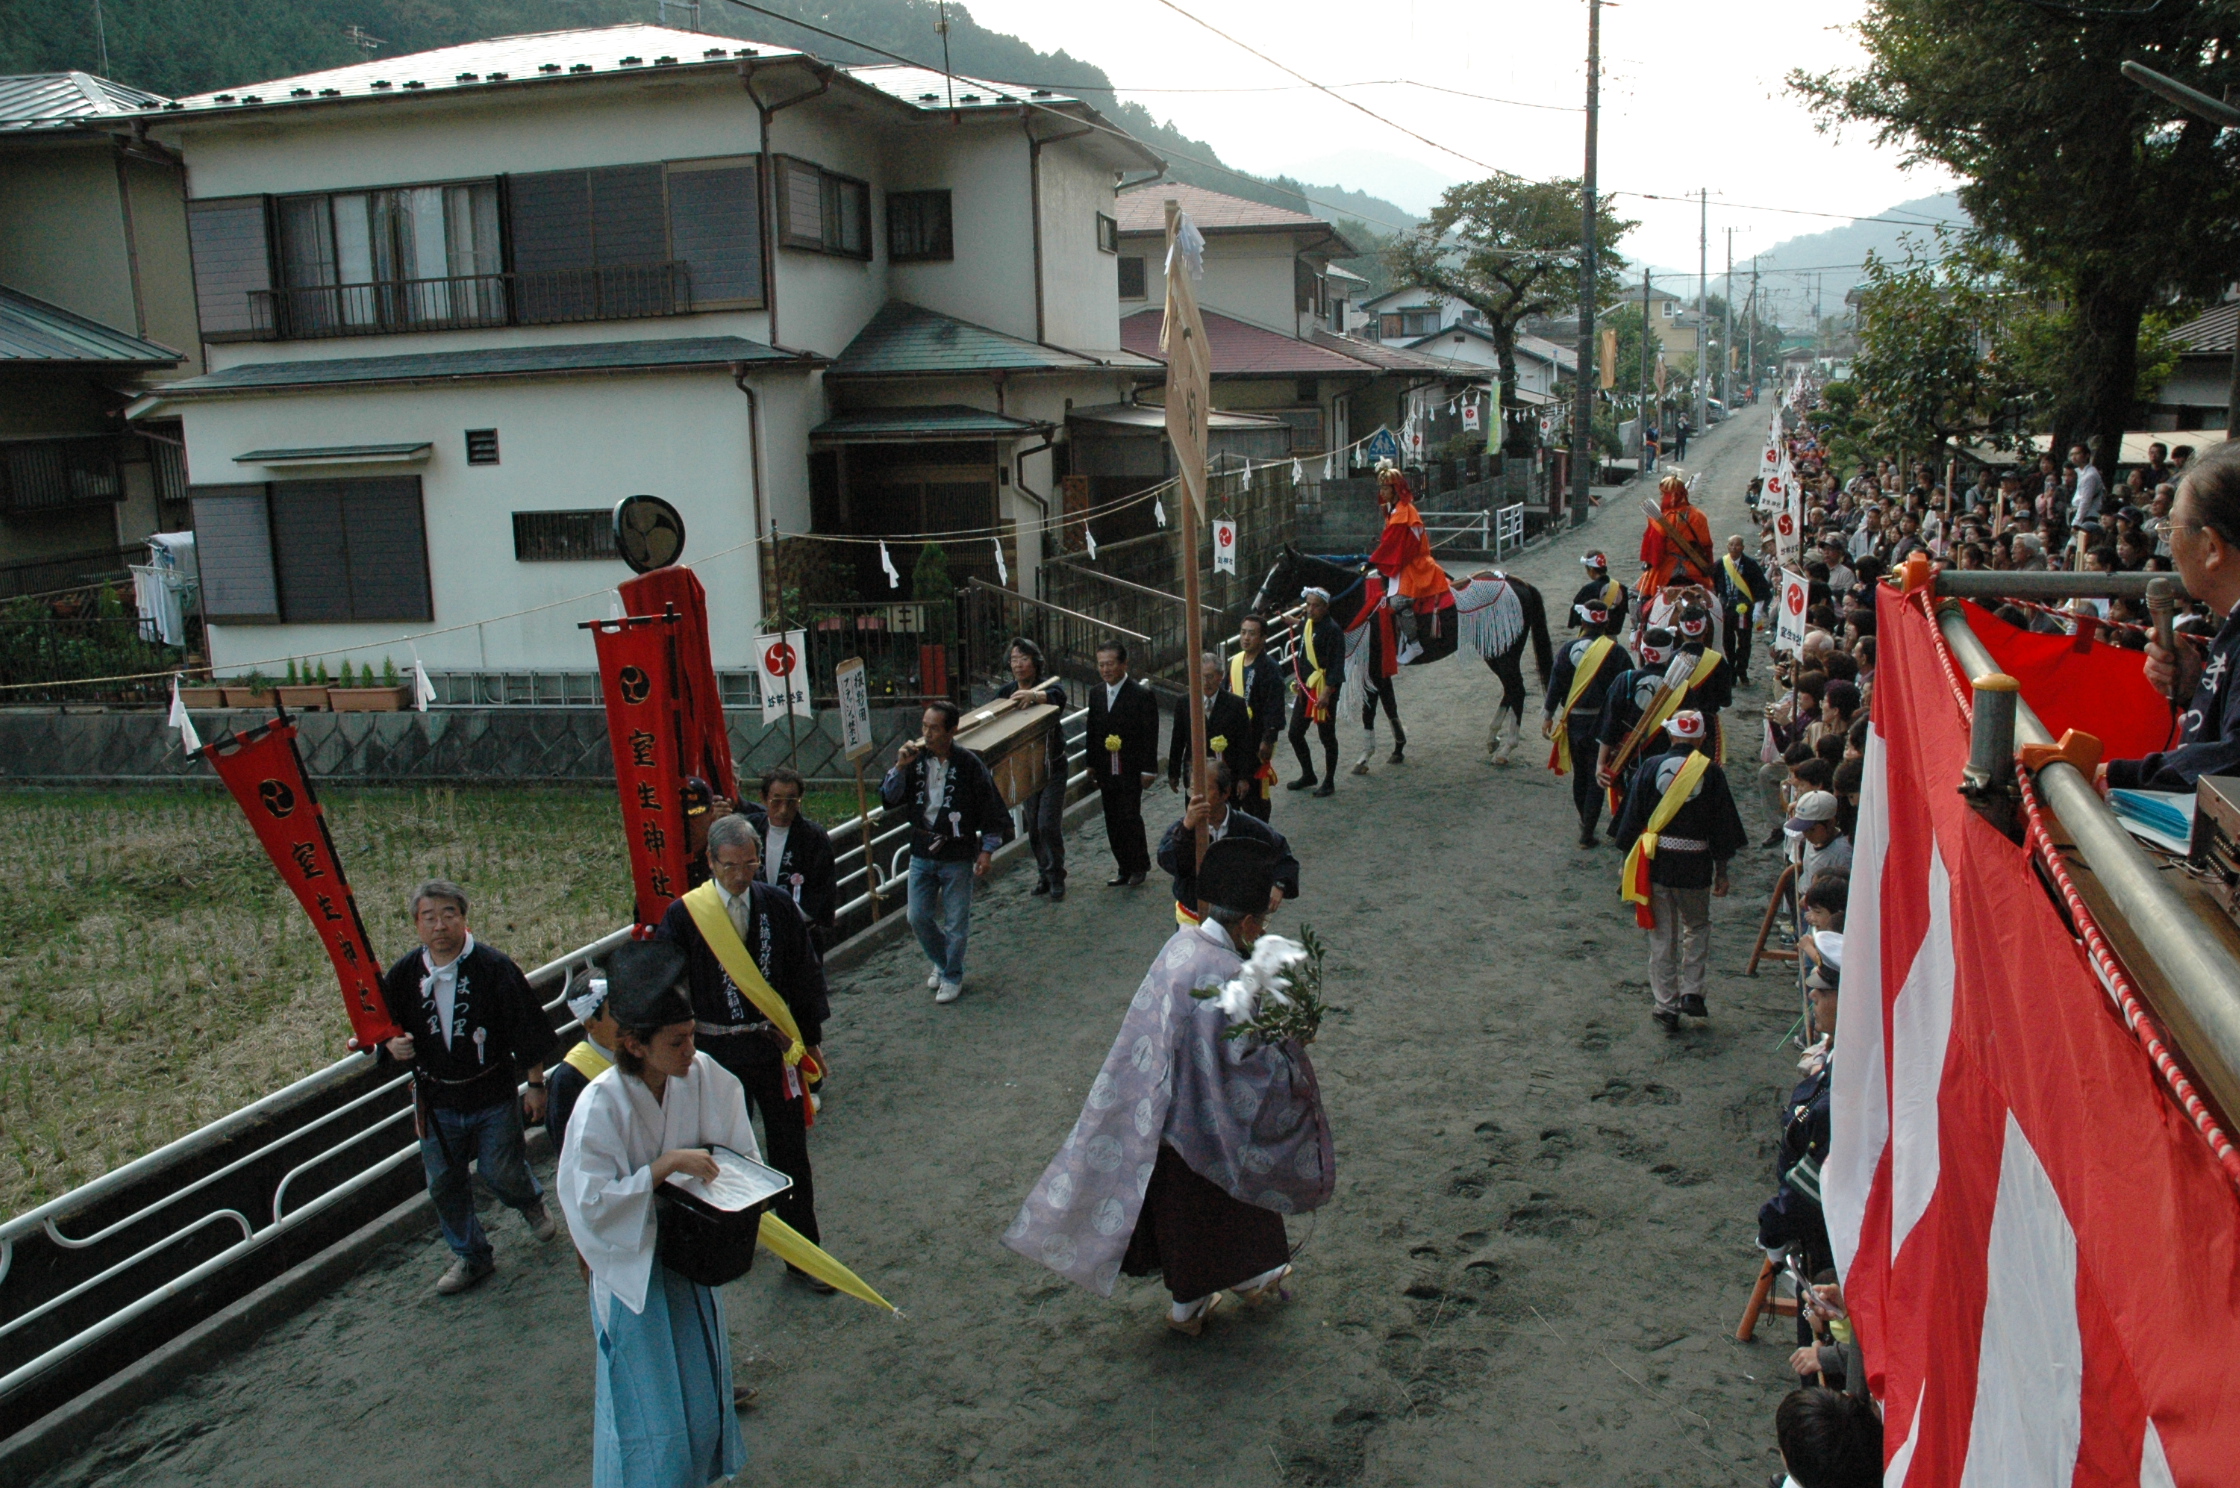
[566,976,609,1025]
[1301,586,1331,603]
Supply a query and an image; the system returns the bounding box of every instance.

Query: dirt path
[36,413,1808,1488]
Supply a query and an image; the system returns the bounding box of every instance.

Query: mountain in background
[1267,149,1458,223]
[1633,191,1969,328]
[0,0,1419,233]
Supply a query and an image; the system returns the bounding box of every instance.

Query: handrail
[1036,562,1225,618]
[0,924,632,1243]
[1933,571,2191,603]
[1933,600,2240,1102]
[961,579,1151,640]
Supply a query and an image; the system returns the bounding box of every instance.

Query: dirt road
[37,412,1808,1488]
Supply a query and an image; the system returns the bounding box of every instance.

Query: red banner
[1826,587,2240,1483]
[197,719,400,1050]
[621,567,737,803]
[588,611,693,926]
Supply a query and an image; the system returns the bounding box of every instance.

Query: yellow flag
[758,1214,897,1313]
[1599,329,1617,390]
[1160,202,1211,522]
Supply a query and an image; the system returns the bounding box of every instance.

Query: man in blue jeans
[379,879,559,1294]
[881,701,1010,1004]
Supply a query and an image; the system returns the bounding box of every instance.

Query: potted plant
[276,657,330,711]
[221,669,277,708]
[330,656,413,712]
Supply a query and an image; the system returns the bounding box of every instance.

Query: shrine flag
[587,612,693,926]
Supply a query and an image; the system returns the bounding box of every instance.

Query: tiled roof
[136,26,800,118]
[0,72,169,131]
[843,65,1068,112]
[812,405,1049,441]
[2175,301,2238,355]
[827,302,1106,378]
[1115,182,1332,238]
[0,285,183,364]
[149,336,803,395]
[1122,307,1375,378]
[1067,402,1291,432]
[1312,329,1468,374]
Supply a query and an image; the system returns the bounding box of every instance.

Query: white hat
[1813,929,1844,970]
[1786,790,1839,833]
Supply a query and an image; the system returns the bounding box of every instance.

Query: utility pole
[1748,256,1760,404]
[1640,267,1652,471]
[1695,188,1709,435]
[1723,228,1734,413]
[1569,0,1601,523]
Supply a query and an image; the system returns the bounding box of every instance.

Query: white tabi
[557,1052,759,1488]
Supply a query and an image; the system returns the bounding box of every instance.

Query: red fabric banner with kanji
[589,612,693,926]
[198,720,400,1050]
[1824,586,2240,1484]
[620,567,738,803]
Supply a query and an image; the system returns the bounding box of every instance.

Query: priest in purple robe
[1003,838,1335,1335]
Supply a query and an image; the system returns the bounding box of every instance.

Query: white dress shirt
[923,755,950,827]
[763,823,790,885]
[421,934,476,1048]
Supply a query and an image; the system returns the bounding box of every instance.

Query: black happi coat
[655,882,829,1047]
[378,939,557,1111]
[746,809,837,944]
[879,745,1011,862]
[1545,636,1633,726]
[1155,810,1301,908]
[2107,607,2240,791]
[1611,746,1750,890]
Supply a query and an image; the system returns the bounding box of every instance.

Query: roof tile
[827,302,1104,378]
[1114,181,1328,236]
[1122,307,1375,377]
[0,285,182,364]
[152,335,800,395]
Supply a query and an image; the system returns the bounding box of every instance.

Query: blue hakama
[591,1259,745,1488]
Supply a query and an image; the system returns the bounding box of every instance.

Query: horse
[1250,545,1554,771]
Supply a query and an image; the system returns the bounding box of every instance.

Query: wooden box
[955,699,1059,810]
[220,687,274,709]
[176,686,224,709]
[275,685,331,711]
[330,685,413,712]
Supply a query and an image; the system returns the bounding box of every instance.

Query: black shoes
[1287,774,1318,791]
[1578,833,1599,849]
[1652,1010,1681,1032]
[1049,884,1066,902]
[1681,994,1709,1018]
[787,1265,839,1295]
[1031,879,1050,897]
[1761,826,1786,849]
[1106,872,1146,887]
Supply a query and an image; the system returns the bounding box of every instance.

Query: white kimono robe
[557,1052,762,1488]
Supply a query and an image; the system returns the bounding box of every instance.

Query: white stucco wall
[1035,141,1121,353]
[764,102,890,358]
[882,126,1034,342]
[1116,229,1296,335]
[184,367,795,675]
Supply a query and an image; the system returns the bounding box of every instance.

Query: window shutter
[189,484,279,621]
[340,477,432,621]
[186,198,273,340]
[507,170,594,323]
[268,480,352,622]
[1117,256,1145,299]
[588,164,668,266]
[666,161,763,306]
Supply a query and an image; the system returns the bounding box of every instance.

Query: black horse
[1250,545,1553,772]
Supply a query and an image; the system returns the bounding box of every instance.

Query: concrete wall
[189,367,785,675]
[0,701,924,784]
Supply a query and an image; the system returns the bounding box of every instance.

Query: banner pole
[1167,199,1212,874]
[853,755,877,917]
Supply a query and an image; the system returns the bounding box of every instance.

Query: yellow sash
[1229,652,1255,720]
[1621,750,1712,923]
[1722,554,1755,605]
[1302,618,1326,694]
[1602,578,1625,611]
[1551,638,1615,776]
[680,882,807,1067]
[563,1039,612,1081]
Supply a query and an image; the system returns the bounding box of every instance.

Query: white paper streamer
[992,536,1008,585]
[879,540,901,589]
[409,644,436,712]
[1154,496,1168,529]
[167,674,201,755]
[1085,526,1098,560]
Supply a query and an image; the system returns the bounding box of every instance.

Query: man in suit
[1716,535,1770,685]
[1088,639,1160,886]
[748,766,836,952]
[1286,588,1347,797]
[1227,614,1288,821]
[1169,651,1258,810]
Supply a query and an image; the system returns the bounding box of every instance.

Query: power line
[1142,0,1504,175]
[1623,191,1961,230]
[950,76,1580,111]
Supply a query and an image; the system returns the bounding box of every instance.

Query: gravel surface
[34,410,1812,1488]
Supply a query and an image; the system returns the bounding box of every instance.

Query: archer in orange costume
[1639,473,1713,596]
[1368,463,1455,608]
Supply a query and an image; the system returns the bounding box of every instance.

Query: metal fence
[0,611,190,707]
[0,548,145,603]
[245,262,692,341]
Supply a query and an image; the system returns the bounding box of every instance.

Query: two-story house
[1110,181,1471,477]
[1,72,198,587]
[111,25,1158,684]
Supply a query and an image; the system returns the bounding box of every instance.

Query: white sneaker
[926,968,942,990]
[935,980,962,1004]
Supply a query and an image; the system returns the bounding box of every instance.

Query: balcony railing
[245,262,693,341]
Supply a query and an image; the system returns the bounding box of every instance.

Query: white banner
[755,629,812,726]
[1212,517,1237,574]
[834,656,874,763]
[1462,401,1481,433]
[1776,568,1809,654]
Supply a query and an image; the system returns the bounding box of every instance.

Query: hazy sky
[959,0,1959,270]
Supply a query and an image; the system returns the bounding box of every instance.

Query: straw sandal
[1165,1292,1226,1337]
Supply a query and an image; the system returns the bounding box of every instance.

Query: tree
[1794,2,2240,480]
[1847,232,2037,468]
[1385,175,1635,452]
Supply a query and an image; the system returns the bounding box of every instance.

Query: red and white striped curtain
[1830,585,2240,1485]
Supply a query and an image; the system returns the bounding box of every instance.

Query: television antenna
[341,24,386,53]
[657,0,702,30]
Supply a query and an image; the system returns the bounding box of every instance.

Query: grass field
[0,783,862,1217]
